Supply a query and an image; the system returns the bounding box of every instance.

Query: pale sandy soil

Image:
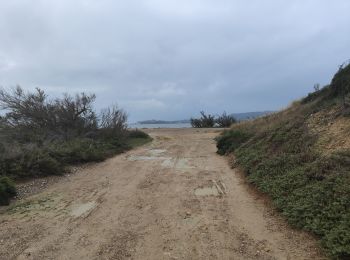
[0,128,326,260]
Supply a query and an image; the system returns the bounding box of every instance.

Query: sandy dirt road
[0,128,324,260]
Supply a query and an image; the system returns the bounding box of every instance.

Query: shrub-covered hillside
[216,63,350,259]
[0,87,151,206]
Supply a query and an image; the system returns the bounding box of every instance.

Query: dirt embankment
[0,128,325,260]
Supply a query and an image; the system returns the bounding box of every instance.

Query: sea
[128,123,192,129]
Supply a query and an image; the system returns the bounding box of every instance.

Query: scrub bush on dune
[191,111,237,128]
[216,129,251,155]
[127,129,150,139]
[0,176,16,205]
[190,111,215,128]
[215,112,237,128]
[0,87,150,205]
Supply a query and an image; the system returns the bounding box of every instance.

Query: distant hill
[138,111,273,124]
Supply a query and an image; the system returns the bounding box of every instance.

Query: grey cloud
[0,0,350,121]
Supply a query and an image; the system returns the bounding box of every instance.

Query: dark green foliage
[302,62,350,112]
[191,111,237,128]
[127,129,150,139]
[22,150,62,176]
[0,176,16,205]
[216,112,237,127]
[302,85,332,104]
[331,62,350,99]
[216,129,251,155]
[49,139,112,164]
[191,111,215,128]
[0,149,62,178]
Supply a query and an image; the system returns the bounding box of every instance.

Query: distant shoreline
[135,111,274,125]
[136,120,190,125]
[129,122,192,129]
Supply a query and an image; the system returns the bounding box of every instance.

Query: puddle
[70,201,96,217]
[194,186,219,197]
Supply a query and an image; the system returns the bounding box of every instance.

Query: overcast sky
[0,0,350,122]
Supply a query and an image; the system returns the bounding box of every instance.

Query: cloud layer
[1,0,350,121]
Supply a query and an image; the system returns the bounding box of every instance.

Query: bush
[0,87,151,205]
[191,111,237,128]
[98,105,128,139]
[0,148,62,179]
[127,129,150,139]
[331,61,350,99]
[49,138,129,164]
[216,112,237,127]
[0,176,16,205]
[216,129,251,155]
[0,87,98,141]
[22,150,62,177]
[191,111,215,128]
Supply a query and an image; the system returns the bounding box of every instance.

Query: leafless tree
[0,86,97,140]
[99,105,128,137]
[191,111,215,128]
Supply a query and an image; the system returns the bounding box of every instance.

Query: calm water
[129,123,192,129]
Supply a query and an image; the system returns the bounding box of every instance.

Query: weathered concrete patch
[161,158,175,168]
[175,158,194,170]
[194,186,219,197]
[70,201,96,217]
[127,155,169,161]
[161,157,194,169]
[149,149,167,156]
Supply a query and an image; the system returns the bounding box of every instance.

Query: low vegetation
[0,176,16,205]
[216,62,350,259]
[191,111,236,128]
[0,87,151,205]
[215,111,237,127]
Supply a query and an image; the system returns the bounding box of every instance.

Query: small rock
[184,211,191,218]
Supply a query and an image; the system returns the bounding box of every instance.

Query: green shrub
[48,138,126,164]
[22,150,62,177]
[0,136,137,180]
[216,112,237,127]
[127,129,150,139]
[191,111,215,128]
[216,129,251,155]
[331,62,350,99]
[0,176,16,205]
[49,139,101,164]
